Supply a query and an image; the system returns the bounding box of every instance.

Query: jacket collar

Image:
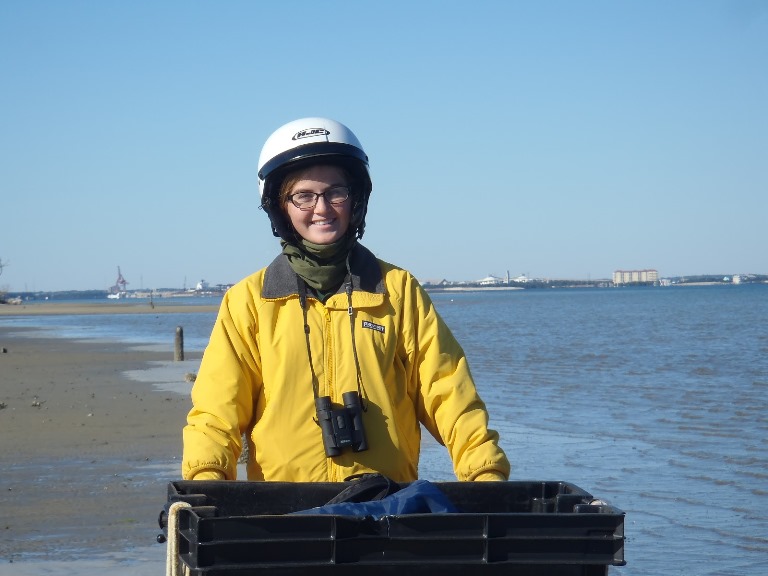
[262,243,384,299]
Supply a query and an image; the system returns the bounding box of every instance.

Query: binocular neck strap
[296,271,367,410]
[297,276,320,400]
[344,254,367,410]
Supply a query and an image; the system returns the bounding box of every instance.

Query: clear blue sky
[1,0,766,292]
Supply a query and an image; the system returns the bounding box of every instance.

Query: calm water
[3,285,767,575]
[429,285,768,575]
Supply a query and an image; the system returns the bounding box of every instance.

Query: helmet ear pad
[350,193,368,239]
[342,160,371,239]
[262,196,292,239]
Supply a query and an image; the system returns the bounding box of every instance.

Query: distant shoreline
[0,301,219,316]
[429,286,524,292]
[2,280,765,316]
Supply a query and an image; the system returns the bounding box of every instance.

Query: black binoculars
[315,391,368,457]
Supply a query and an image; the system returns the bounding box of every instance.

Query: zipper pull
[345,282,353,315]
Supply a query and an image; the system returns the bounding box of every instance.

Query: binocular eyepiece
[315,391,368,457]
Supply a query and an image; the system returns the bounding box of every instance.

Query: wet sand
[0,301,219,316]
[0,311,203,567]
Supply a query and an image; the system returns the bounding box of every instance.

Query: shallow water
[426,285,768,575]
[0,545,165,576]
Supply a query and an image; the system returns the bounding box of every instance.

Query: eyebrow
[291,183,349,192]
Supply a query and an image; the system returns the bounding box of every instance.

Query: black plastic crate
[166,480,625,575]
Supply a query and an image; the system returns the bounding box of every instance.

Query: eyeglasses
[287,186,351,210]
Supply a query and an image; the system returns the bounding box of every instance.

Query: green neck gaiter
[280,234,356,294]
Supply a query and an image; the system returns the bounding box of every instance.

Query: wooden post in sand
[175,326,184,361]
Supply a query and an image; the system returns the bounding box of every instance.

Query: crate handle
[166,501,192,576]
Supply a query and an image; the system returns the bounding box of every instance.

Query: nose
[313,194,333,211]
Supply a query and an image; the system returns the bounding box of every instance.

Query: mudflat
[0,301,219,316]
[0,323,201,562]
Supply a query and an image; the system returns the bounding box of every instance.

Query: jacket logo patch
[362,320,385,333]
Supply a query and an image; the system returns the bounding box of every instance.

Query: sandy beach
[0,303,205,569]
[0,301,219,316]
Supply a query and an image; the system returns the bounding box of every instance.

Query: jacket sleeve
[405,276,511,481]
[182,284,262,480]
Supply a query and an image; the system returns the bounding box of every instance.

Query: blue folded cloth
[292,479,458,519]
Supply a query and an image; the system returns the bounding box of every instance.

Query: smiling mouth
[311,219,336,226]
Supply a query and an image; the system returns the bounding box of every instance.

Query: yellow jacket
[182,245,510,482]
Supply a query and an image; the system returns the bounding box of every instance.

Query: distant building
[478,274,505,286]
[613,269,659,285]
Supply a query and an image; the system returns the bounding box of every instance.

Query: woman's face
[284,165,352,245]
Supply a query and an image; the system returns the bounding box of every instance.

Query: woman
[182,118,510,482]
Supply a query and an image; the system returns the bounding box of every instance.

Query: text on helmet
[292,128,330,140]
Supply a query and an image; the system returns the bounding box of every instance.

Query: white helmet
[258,117,373,241]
